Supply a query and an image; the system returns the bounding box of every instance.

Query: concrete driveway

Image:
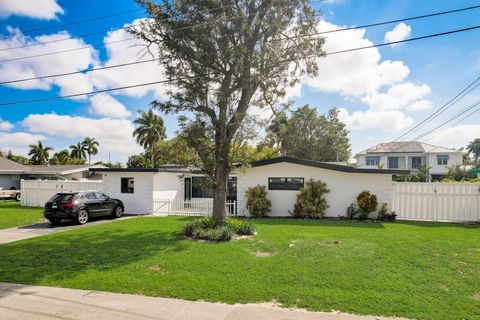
[0,215,136,244]
[0,283,408,320]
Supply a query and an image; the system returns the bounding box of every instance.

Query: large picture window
[437,155,449,165]
[388,157,399,169]
[268,177,304,190]
[192,177,214,198]
[121,177,134,193]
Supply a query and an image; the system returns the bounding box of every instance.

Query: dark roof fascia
[89,167,200,174]
[251,157,410,175]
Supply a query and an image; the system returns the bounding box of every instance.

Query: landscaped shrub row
[246,179,396,221]
[183,217,255,242]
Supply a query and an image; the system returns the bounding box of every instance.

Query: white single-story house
[90,166,236,215]
[0,156,103,190]
[91,157,408,217]
[235,157,409,217]
[355,141,462,180]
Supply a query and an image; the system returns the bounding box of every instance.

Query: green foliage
[266,106,351,162]
[289,202,306,219]
[28,141,53,165]
[154,137,201,167]
[442,165,474,182]
[82,137,99,164]
[101,162,123,168]
[225,218,255,235]
[345,203,359,220]
[356,191,378,220]
[126,154,153,168]
[183,217,254,241]
[133,109,166,166]
[467,138,480,163]
[6,151,29,165]
[245,185,271,218]
[295,179,330,219]
[377,203,388,221]
[69,142,88,160]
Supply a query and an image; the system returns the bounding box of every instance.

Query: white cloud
[361,83,431,111]
[89,94,132,119]
[384,23,412,46]
[305,20,410,97]
[338,108,413,132]
[22,114,143,159]
[0,28,97,99]
[90,19,170,99]
[426,124,480,149]
[0,132,46,156]
[0,0,63,19]
[0,117,13,131]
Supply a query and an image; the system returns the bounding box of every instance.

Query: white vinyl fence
[21,180,105,207]
[153,198,237,216]
[393,182,480,222]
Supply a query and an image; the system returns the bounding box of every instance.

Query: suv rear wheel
[77,209,89,225]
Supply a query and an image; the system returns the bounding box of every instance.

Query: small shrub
[356,191,378,220]
[383,211,397,222]
[295,179,330,219]
[289,202,305,219]
[225,218,255,235]
[377,203,388,221]
[245,185,271,218]
[345,203,359,220]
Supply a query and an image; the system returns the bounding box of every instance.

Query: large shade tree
[82,137,100,164]
[130,0,324,223]
[28,141,53,165]
[133,109,166,165]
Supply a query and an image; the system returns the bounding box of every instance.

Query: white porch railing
[153,198,237,216]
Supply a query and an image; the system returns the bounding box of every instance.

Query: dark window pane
[268,177,304,190]
[192,177,214,198]
[121,177,134,194]
[48,193,74,202]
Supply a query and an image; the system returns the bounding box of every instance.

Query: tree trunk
[212,135,230,225]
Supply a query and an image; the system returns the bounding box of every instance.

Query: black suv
[44,191,124,225]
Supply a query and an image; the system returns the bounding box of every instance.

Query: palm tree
[28,141,53,165]
[82,137,99,164]
[50,149,71,165]
[133,109,166,166]
[69,142,87,160]
[466,138,480,163]
[419,165,432,182]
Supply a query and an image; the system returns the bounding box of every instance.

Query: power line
[393,75,480,141]
[2,23,480,86]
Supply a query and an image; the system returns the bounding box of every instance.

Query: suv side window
[85,192,96,200]
[95,192,108,201]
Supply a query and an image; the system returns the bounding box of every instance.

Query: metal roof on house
[355,141,460,156]
[251,156,410,174]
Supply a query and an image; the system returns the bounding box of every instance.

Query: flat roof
[90,166,201,174]
[251,156,410,174]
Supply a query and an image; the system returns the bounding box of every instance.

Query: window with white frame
[365,156,380,166]
[437,155,449,165]
[388,157,399,169]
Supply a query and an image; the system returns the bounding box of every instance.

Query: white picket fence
[21,180,105,207]
[153,198,237,216]
[392,182,480,222]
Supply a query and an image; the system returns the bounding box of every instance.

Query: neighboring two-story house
[355,141,463,180]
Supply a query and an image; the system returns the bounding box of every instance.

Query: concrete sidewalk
[0,215,136,244]
[0,283,407,320]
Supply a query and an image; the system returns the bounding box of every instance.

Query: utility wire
[1,23,479,86]
[393,75,480,141]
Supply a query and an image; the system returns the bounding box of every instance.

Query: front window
[268,177,304,190]
[437,155,449,165]
[121,177,134,194]
[192,177,214,198]
[388,157,399,169]
[411,157,423,169]
[365,156,380,166]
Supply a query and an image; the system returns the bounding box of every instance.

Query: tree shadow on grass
[0,227,186,286]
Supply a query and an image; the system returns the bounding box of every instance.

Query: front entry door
[184,178,192,201]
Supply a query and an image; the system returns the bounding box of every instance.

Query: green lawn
[0,200,45,230]
[0,215,478,320]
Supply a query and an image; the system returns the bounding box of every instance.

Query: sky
[0,0,479,163]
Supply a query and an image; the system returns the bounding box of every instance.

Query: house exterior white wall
[236,162,394,217]
[152,172,184,201]
[356,152,463,175]
[101,172,154,214]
